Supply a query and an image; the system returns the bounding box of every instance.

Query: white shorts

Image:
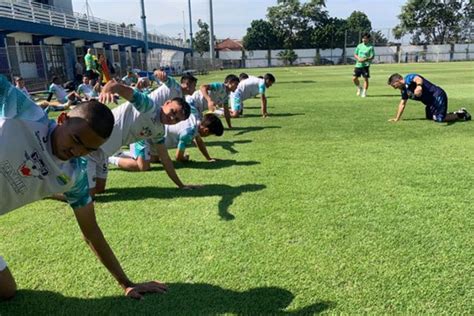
[0,256,7,271]
[86,150,109,189]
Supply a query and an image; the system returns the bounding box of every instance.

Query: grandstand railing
[0,0,189,49]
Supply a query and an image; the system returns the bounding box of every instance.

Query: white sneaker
[361,89,367,98]
[356,86,362,96]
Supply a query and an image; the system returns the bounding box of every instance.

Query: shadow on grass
[96,183,266,221]
[367,94,400,98]
[277,80,317,84]
[231,125,282,136]
[401,118,468,125]
[205,139,253,154]
[240,113,305,118]
[150,159,260,171]
[3,285,335,315]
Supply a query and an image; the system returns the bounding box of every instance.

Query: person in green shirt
[352,33,375,98]
[84,48,99,81]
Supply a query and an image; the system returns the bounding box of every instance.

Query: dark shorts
[353,66,370,78]
[425,92,448,122]
[85,70,98,81]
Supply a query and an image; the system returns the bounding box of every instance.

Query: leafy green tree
[194,19,211,56]
[345,11,372,46]
[242,20,281,50]
[277,49,298,65]
[267,0,327,49]
[393,0,472,44]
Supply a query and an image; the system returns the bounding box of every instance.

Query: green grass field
[1,62,473,314]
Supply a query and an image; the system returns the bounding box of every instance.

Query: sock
[108,156,120,166]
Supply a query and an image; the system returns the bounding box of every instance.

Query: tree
[243,20,281,50]
[277,49,298,65]
[345,11,372,46]
[393,0,473,44]
[267,0,327,49]
[194,19,212,56]
[312,17,347,49]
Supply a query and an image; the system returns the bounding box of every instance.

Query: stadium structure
[0,0,191,88]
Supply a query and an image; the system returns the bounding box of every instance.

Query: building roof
[216,38,243,51]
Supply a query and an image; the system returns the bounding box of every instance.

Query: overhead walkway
[0,0,191,52]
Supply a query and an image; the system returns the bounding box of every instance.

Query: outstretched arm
[155,143,200,189]
[223,105,232,128]
[73,202,167,299]
[194,135,215,161]
[389,99,408,122]
[261,94,268,117]
[200,84,216,111]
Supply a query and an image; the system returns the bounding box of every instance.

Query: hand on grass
[388,118,399,122]
[124,281,168,300]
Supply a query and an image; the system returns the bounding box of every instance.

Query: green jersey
[354,43,375,68]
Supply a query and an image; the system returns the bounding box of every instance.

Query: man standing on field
[353,33,375,98]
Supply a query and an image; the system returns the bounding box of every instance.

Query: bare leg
[117,157,150,171]
[352,76,360,87]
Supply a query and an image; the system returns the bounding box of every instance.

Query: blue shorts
[426,92,448,122]
[130,140,150,160]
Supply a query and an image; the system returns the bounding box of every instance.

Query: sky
[71,0,408,40]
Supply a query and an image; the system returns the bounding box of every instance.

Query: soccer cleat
[461,108,471,121]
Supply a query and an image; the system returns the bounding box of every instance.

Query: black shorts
[85,70,99,81]
[353,66,370,78]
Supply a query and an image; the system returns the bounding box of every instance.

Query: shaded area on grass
[96,184,267,221]
[1,285,334,315]
[231,125,282,136]
[239,113,305,119]
[277,80,317,84]
[205,139,253,154]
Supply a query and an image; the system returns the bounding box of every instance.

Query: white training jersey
[0,75,91,215]
[148,76,182,109]
[48,83,68,102]
[236,76,265,101]
[98,89,165,157]
[163,113,198,150]
[186,82,229,119]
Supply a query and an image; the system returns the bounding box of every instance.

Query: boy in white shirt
[0,75,166,300]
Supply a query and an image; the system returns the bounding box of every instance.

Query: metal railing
[0,0,189,49]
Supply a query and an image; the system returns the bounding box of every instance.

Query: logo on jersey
[18,151,49,179]
[139,126,153,138]
[0,160,26,194]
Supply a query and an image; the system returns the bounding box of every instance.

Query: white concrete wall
[43,36,62,45]
[9,32,32,44]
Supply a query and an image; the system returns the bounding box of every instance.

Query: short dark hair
[14,76,23,82]
[51,76,59,84]
[181,73,198,84]
[388,73,403,85]
[171,97,191,120]
[239,73,249,80]
[224,74,239,84]
[362,33,371,39]
[201,113,224,136]
[264,73,276,83]
[68,100,115,139]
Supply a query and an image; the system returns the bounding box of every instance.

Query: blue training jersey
[401,74,445,106]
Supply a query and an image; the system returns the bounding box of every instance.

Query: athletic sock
[108,156,120,166]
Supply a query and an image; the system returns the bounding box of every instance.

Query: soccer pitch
[1,62,473,314]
